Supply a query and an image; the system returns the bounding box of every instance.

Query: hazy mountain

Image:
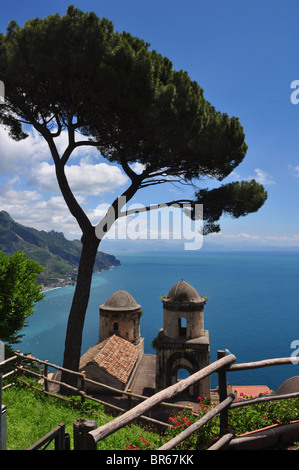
[0,211,120,289]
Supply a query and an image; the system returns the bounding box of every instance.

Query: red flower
[182,417,191,426]
[139,437,148,446]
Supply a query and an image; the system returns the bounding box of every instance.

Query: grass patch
[3,382,299,450]
[3,383,161,450]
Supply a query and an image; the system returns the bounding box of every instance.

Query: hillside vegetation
[0,211,120,288]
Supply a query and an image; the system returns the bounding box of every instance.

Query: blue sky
[1,0,299,251]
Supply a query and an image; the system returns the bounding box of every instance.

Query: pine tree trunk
[60,230,100,393]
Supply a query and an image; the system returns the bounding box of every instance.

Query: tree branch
[50,114,63,137]
[122,199,195,217]
[33,123,93,234]
[95,175,144,240]
[60,120,76,165]
[120,155,142,182]
[54,160,93,234]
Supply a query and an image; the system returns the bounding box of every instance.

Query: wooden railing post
[73,418,97,450]
[0,372,7,450]
[127,389,133,409]
[217,350,229,436]
[80,371,86,404]
[44,360,49,393]
[89,353,236,445]
[15,351,22,377]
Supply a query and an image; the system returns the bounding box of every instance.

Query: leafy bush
[2,383,162,450]
[125,394,299,450]
[4,382,299,450]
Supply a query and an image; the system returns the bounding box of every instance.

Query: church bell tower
[99,289,142,345]
[155,279,210,399]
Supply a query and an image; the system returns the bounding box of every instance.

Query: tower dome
[99,289,142,344]
[161,279,205,339]
[100,289,141,312]
[166,279,205,304]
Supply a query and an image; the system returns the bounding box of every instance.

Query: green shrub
[123,395,299,450]
[2,383,161,450]
[4,383,299,450]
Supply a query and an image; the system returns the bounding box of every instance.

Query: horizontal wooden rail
[3,350,299,450]
[15,352,85,378]
[2,369,16,380]
[9,355,183,428]
[84,376,193,410]
[16,365,81,394]
[88,353,236,447]
[227,356,299,372]
[158,394,235,450]
[207,430,236,450]
[27,423,69,450]
[0,355,17,365]
[17,366,41,379]
[230,390,299,409]
[83,391,172,429]
[12,352,194,411]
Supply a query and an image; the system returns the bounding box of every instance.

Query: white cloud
[205,231,299,247]
[0,176,43,213]
[289,165,299,178]
[130,162,146,175]
[0,190,84,238]
[252,168,275,185]
[65,160,128,195]
[28,162,59,193]
[0,126,105,171]
[0,186,42,207]
[0,124,128,196]
[28,159,128,195]
[0,125,130,238]
[0,127,52,174]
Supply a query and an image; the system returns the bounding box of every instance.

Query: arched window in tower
[176,367,190,380]
[113,322,118,332]
[178,317,187,338]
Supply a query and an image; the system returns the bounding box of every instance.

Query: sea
[18,250,299,391]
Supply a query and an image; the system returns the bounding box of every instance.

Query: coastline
[19,250,299,391]
[41,279,76,292]
[40,263,120,292]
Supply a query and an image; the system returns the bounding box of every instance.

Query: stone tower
[99,289,142,346]
[155,279,210,399]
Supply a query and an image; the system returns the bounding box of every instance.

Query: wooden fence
[1,349,299,450]
[27,423,70,450]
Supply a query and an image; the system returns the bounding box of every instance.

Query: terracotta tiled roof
[80,335,141,384]
[231,385,273,399]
